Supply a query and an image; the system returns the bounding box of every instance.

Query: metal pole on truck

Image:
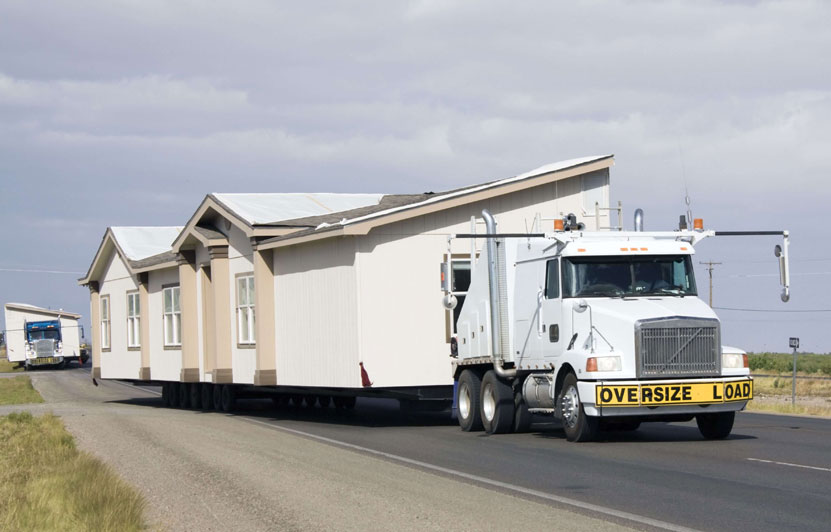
[789,337,799,407]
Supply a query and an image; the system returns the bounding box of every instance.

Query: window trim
[126,290,140,350]
[162,284,182,348]
[444,253,476,342]
[100,294,111,352]
[235,273,256,347]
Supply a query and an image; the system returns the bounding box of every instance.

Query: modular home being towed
[79,155,615,409]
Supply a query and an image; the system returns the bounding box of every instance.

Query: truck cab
[25,320,65,368]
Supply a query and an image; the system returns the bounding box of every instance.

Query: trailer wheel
[161,383,171,407]
[513,393,533,433]
[481,370,514,434]
[696,411,735,440]
[342,396,357,409]
[189,383,202,409]
[168,383,180,407]
[303,395,318,408]
[201,384,213,411]
[317,395,332,408]
[178,382,189,409]
[212,383,223,410]
[457,370,483,432]
[220,384,237,412]
[558,373,597,442]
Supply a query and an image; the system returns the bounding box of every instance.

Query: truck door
[541,258,564,362]
[512,260,543,364]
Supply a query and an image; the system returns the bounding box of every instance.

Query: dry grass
[1,348,24,373]
[0,376,44,406]
[0,412,146,532]
[746,398,831,417]
[751,375,831,398]
[749,373,831,417]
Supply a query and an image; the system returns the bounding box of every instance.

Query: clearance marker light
[694,218,704,230]
[554,219,565,231]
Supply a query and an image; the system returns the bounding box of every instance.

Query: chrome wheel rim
[561,385,580,428]
[459,383,471,420]
[482,382,496,422]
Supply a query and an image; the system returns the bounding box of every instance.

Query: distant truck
[4,303,86,369]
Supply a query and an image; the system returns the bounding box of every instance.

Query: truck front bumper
[578,376,753,418]
[26,356,64,367]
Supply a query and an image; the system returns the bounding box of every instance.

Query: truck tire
[189,383,201,409]
[457,370,483,432]
[212,383,223,411]
[178,382,189,409]
[201,384,214,410]
[481,370,514,434]
[513,393,533,433]
[558,373,598,442]
[696,411,735,440]
[220,384,236,412]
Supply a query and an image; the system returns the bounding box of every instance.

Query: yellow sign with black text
[595,380,753,407]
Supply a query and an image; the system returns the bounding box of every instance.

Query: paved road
[9,368,831,531]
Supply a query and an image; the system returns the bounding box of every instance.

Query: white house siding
[148,266,182,381]
[354,174,606,388]
[227,225,256,383]
[273,236,360,387]
[99,251,141,379]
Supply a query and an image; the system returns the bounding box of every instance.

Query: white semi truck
[446,210,790,441]
[3,303,86,370]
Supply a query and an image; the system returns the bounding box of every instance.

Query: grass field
[0,376,44,406]
[749,352,831,376]
[0,412,146,532]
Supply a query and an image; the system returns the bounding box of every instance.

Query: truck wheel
[201,384,214,410]
[189,383,201,409]
[558,373,597,442]
[481,370,514,434]
[457,370,483,432]
[169,383,181,408]
[696,411,735,440]
[178,382,189,409]
[220,384,236,412]
[212,383,223,411]
[513,393,533,433]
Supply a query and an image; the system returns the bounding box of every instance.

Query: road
[7,367,831,531]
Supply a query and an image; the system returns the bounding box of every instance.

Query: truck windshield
[562,255,697,298]
[27,330,61,341]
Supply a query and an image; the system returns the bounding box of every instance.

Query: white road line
[240,417,699,532]
[747,458,831,473]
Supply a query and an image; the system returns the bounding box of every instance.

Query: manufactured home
[79,155,615,407]
[4,303,84,369]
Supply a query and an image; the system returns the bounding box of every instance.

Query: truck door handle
[549,324,559,343]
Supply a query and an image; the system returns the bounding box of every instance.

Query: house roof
[5,302,82,320]
[210,193,385,226]
[257,154,614,250]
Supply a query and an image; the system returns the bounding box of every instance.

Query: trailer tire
[457,370,484,432]
[189,383,201,409]
[177,382,189,409]
[481,370,514,434]
[696,411,735,440]
[558,373,597,442]
[168,383,180,407]
[201,384,213,411]
[290,394,304,407]
[303,395,318,408]
[342,396,357,409]
[161,383,171,407]
[220,384,236,412]
[317,395,332,408]
[513,393,533,433]
[212,383,223,411]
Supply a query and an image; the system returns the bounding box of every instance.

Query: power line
[714,306,831,313]
[0,268,84,275]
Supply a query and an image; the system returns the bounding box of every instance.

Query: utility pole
[699,261,722,307]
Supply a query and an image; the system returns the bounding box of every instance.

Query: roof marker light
[694,218,704,230]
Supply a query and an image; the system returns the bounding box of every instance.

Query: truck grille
[34,339,56,358]
[635,317,720,378]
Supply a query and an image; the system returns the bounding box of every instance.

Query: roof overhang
[5,303,82,320]
[256,155,614,251]
[78,229,178,286]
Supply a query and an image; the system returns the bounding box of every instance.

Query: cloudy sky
[1,0,829,352]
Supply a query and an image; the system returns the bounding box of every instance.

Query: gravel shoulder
[14,371,632,532]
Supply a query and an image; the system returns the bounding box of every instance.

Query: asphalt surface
[9,366,831,531]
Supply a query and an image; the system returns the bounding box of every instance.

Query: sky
[1,0,829,353]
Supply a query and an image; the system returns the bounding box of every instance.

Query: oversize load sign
[596,380,753,407]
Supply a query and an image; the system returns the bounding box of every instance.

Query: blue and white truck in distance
[3,303,86,370]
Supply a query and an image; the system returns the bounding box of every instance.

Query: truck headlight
[586,356,622,372]
[55,342,62,354]
[722,353,749,369]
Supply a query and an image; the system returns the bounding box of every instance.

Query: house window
[163,286,181,347]
[127,291,140,348]
[100,295,110,350]
[236,274,255,345]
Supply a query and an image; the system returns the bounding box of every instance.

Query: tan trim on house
[178,251,199,381]
[254,369,277,386]
[89,283,101,376]
[138,273,150,377]
[213,368,233,384]
[200,265,215,375]
[257,159,614,251]
[138,367,150,380]
[210,246,233,381]
[253,249,276,383]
